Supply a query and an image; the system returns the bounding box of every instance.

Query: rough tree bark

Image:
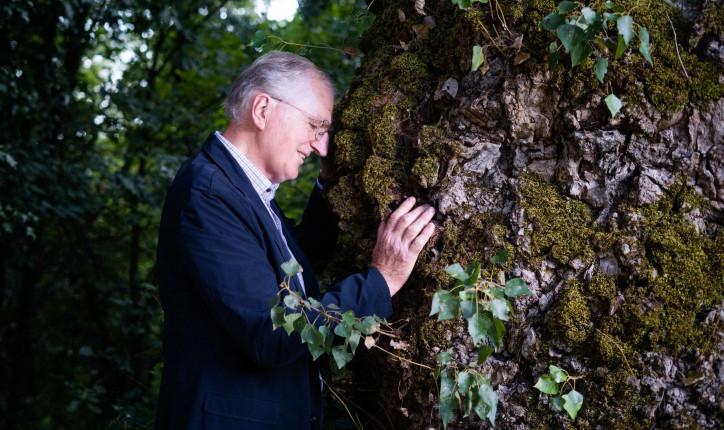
[323,0,723,428]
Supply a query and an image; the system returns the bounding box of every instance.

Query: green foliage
[534,364,584,420]
[471,45,485,71]
[270,260,392,370]
[452,0,489,10]
[437,365,497,428]
[604,93,623,116]
[543,1,653,116]
[431,256,532,428]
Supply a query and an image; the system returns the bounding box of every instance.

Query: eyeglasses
[269,96,331,142]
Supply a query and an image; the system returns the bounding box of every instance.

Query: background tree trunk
[325,0,723,428]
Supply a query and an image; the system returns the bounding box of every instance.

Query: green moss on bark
[520,174,596,266]
[548,282,593,345]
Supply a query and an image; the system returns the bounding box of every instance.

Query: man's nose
[310,134,328,157]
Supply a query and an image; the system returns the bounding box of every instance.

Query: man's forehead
[289,78,333,119]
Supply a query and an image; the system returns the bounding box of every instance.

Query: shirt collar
[215,131,279,203]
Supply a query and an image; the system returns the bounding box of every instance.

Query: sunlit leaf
[471,45,485,72]
[604,93,623,117]
[594,56,608,83]
[534,375,559,394]
[562,389,584,420]
[617,15,633,45]
[638,26,652,65]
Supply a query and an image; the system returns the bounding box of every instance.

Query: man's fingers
[386,197,416,230]
[410,222,436,253]
[395,203,432,234]
[401,206,435,243]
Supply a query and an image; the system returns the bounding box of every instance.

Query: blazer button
[310,416,317,422]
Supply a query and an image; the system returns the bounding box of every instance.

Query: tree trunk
[325,0,723,428]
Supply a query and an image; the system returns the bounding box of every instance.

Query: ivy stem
[322,375,364,430]
[266,35,347,55]
[372,344,434,371]
[665,11,690,80]
[595,329,635,375]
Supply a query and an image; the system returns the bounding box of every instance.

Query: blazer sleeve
[178,186,392,369]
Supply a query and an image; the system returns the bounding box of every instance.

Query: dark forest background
[0,1,369,428]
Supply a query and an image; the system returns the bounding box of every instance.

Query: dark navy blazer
[155,134,392,429]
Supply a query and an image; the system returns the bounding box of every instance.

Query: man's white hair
[223,51,335,122]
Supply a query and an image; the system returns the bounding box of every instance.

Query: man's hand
[371,197,436,296]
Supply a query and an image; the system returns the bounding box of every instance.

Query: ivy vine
[270,249,538,428]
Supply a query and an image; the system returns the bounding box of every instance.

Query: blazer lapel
[201,133,299,291]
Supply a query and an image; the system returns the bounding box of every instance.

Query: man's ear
[250,93,273,131]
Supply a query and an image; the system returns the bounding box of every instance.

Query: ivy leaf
[562,389,584,420]
[466,261,481,284]
[504,278,531,297]
[476,383,498,426]
[458,289,476,318]
[439,393,457,430]
[293,313,306,332]
[558,1,576,13]
[556,24,582,53]
[445,264,469,282]
[300,324,321,346]
[490,298,510,321]
[467,311,494,346]
[282,312,302,335]
[471,45,485,72]
[281,258,302,276]
[581,7,597,24]
[331,345,353,369]
[604,93,623,117]
[477,345,494,363]
[542,12,565,30]
[452,0,487,10]
[570,39,592,67]
[440,368,456,398]
[551,395,564,411]
[460,298,476,319]
[534,375,559,394]
[319,324,333,350]
[617,15,633,45]
[270,306,285,329]
[464,392,474,418]
[356,315,380,335]
[638,26,652,65]
[334,321,351,338]
[490,248,509,265]
[307,297,322,309]
[492,318,505,348]
[348,330,361,353]
[436,350,453,365]
[457,370,474,393]
[432,290,459,320]
[594,56,608,83]
[549,365,567,383]
[283,294,300,310]
[307,343,326,360]
[615,34,626,59]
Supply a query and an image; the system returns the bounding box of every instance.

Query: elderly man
[155,51,435,429]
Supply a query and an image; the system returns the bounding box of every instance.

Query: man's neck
[221,124,272,182]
